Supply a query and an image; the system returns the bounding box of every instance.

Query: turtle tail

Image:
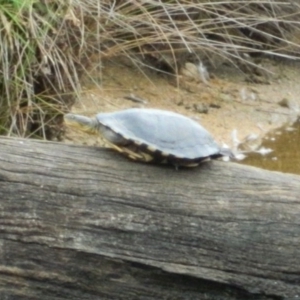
[219,147,235,159]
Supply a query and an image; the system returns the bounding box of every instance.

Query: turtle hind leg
[107,141,155,162]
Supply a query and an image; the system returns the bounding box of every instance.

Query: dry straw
[0,0,299,138]
[0,0,100,139]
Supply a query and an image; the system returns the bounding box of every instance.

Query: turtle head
[64,113,98,135]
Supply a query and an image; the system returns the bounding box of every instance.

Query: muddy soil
[64,57,300,157]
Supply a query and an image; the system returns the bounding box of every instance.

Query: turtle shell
[95,108,223,165]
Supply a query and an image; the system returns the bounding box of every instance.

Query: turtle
[64,108,232,167]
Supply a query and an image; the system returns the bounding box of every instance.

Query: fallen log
[0,136,299,300]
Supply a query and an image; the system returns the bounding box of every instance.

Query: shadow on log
[0,137,300,300]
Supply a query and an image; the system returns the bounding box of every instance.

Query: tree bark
[0,137,299,300]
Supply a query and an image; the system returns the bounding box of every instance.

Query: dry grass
[0,0,299,139]
[100,0,300,70]
[0,0,100,139]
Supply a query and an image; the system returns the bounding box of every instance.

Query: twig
[255,108,293,115]
[124,94,148,104]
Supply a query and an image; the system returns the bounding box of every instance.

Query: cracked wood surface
[0,137,300,300]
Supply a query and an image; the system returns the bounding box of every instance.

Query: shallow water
[240,119,300,175]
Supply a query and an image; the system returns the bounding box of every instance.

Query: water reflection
[240,119,300,175]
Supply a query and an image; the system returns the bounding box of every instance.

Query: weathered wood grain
[0,136,299,299]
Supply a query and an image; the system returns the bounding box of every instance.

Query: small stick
[124,94,148,104]
[255,108,292,115]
